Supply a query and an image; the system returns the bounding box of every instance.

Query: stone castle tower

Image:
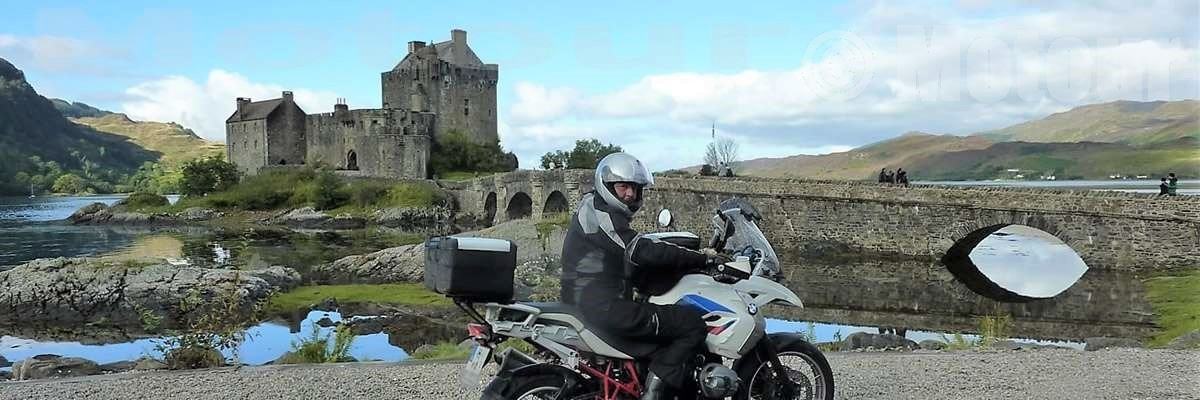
[226,29,498,179]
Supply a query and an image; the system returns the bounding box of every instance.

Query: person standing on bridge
[878,168,888,183]
[1167,173,1178,196]
[896,168,909,187]
[1159,177,1170,195]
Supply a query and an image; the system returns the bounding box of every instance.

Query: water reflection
[770,254,1156,342]
[969,225,1089,298]
[0,311,408,371]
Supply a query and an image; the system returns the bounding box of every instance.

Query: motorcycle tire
[505,374,568,400]
[735,334,835,400]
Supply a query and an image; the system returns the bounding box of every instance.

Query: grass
[276,323,355,364]
[1144,270,1200,348]
[266,284,450,314]
[535,213,570,240]
[437,171,497,182]
[938,308,1012,350]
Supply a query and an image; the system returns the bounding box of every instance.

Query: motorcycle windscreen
[718,212,781,278]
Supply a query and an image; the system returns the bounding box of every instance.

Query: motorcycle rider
[561,152,725,400]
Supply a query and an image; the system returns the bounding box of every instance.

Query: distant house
[225,92,307,176]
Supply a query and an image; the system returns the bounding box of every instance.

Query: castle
[225,29,498,179]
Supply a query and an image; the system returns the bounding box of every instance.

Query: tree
[540,150,570,169]
[704,137,739,169]
[429,130,518,175]
[540,139,623,170]
[52,174,87,194]
[180,157,240,196]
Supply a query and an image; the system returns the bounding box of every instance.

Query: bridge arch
[543,190,569,215]
[941,216,1086,302]
[483,192,497,226]
[506,192,533,220]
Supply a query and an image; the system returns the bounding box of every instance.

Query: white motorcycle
[430,198,834,400]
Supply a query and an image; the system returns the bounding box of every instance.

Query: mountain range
[0,57,223,195]
[725,100,1199,180]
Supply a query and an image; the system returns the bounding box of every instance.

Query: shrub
[123,192,169,209]
[540,139,622,170]
[278,323,355,364]
[164,346,224,370]
[180,157,240,196]
[309,171,344,210]
[429,130,518,175]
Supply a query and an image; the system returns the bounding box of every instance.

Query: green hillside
[73,114,225,167]
[0,57,158,195]
[978,100,1199,145]
[732,99,1199,181]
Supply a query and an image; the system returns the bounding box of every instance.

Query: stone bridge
[444,171,1200,272]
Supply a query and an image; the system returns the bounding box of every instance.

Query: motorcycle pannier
[424,236,517,302]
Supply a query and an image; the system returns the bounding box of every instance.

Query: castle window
[464,99,469,116]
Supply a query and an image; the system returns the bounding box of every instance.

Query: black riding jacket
[560,193,707,310]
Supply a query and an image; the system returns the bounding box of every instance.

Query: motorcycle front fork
[757,338,797,398]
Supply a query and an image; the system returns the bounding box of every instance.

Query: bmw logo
[747,302,758,315]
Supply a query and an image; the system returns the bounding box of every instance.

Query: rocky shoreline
[69,201,464,233]
[0,257,300,332]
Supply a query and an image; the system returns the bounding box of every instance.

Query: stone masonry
[226,29,497,179]
[447,172,1200,273]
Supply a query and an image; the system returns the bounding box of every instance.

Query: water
[969,225,1089,298]
[0,194,1152,367]
[1,311,407,370]
[918,179,1200,196]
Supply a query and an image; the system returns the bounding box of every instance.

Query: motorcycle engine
[697,363,739,398]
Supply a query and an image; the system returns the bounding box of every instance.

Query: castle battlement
[225,29,497,179]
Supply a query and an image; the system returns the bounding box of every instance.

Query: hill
[0,57,158,195]
[50,98,113,118]
[72,113,225,167]
[730,132,993,180]
[977,100,1199,145]
[725,100,1199,181]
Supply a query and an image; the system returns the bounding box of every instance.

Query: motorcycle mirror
[657,209,673,228]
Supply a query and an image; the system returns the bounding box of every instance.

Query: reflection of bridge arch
[506,192,533,220]
[543,191,568,215]
[942,220,1082,302]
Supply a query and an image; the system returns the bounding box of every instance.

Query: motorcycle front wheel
[736,335,835,400]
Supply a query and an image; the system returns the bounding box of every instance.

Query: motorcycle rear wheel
[507,374,566,400]
[736,337,835,400]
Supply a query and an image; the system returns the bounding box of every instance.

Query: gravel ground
[1,349,1197,400]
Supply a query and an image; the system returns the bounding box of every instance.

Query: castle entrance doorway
[347,150,359,170]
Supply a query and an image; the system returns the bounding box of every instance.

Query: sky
[2,0,1197,171]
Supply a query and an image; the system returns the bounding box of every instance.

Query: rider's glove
[702,248,733,267]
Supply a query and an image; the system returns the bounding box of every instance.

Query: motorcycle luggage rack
[454,299,489,328]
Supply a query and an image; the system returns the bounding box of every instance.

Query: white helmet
[594,152,653,216]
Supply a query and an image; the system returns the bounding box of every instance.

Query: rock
[165,346,224,370]
[1085,337,1143,351]
[372,206,453,231]
[844,332,919,350]
[0,257,300,329]
[1166,330,1200,350]
[315,244,425,284]
[177,207,220,221]
[13,356,101,380]
[316,316,337,327]
[0,355,9,368]
[413,344,435,356]
[68,202,109,224]
[919,339,947,350]
[990,340,1067,351]
[274,207,366,230]
[0,371,10,381]
[133,357,168,371]
[313,297,339,312]
[248,265,303,291]
[100,360,136,373]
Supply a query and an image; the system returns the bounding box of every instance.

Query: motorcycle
[446,198,834,400]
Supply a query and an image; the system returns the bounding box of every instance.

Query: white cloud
[120,70,340,142]
[0,34,119,75]
[500,1,1199,170]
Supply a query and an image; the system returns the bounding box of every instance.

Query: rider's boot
[641,372,668,400]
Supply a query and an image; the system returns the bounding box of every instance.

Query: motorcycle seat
[522,302,659,358]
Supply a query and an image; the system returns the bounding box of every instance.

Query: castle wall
[382,48,498,145]
[305,108,433,179]
[226,120,267,175]
[266,101,307,166]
